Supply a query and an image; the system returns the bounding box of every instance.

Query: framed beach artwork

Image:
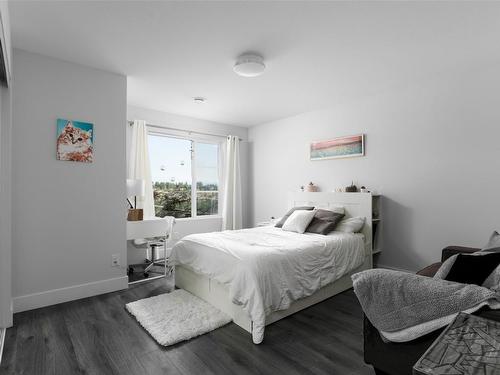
[310,134,364,161]
[56,119,94,163]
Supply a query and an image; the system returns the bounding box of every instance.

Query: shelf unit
[372,194,382,257]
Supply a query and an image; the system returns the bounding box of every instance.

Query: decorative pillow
[482,231,500,253]
[434,254,459,280]
[334,217,365,233]
[282,210,317,234]
[274,206,314,228]
[444,253,500,286]
[435,253,500,291]
[306,209,345,235]
[482,265,500,291]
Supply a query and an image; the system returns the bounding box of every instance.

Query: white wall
[126,106,249,264]
[249,64,500,272]
[11,49,127,312]
[0,1,12,328]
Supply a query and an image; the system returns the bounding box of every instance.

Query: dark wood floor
[1,276,375,375]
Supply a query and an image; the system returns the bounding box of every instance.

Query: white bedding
[171,226,366,343]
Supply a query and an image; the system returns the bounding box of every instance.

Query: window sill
[174,216,222,222]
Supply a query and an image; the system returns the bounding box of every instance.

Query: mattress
[171,226,366,343]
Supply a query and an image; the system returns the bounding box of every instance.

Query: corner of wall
[0,84,13,329]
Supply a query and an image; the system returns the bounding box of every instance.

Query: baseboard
[376,264,414,273]
[0,327,5,366]
[13,276,128,313]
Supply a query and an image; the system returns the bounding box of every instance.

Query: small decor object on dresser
[310,134,364,160]
[345,181,357,192]
[56,119,94,163]
[306,182,318,192]
[413,313,500,375]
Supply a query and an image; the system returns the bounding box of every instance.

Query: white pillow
[282,210,316,234]
[335,217,365,233]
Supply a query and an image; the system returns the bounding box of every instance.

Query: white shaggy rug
[125,289,232,346]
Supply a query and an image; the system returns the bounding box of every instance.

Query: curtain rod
[128,120,242,141]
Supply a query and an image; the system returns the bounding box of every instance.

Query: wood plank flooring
[1,277,374,375]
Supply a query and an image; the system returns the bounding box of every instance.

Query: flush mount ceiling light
[233,53,266,77]
[193,97,206,104]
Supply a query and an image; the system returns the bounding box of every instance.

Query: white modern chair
[129,216,175,280]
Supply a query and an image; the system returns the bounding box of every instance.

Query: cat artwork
[56,119,94,163]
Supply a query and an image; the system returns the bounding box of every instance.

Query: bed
[172,192,374,343]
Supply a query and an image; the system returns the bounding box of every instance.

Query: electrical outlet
[111,254,120,267]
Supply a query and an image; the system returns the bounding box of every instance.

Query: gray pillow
[306,209,345,235]
[434,254,459,280]
[482,231,500,253]
[275,206,314,228]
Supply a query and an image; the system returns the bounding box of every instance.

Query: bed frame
[175,192,373,336]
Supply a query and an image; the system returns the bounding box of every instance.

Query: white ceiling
[9,1,500,127]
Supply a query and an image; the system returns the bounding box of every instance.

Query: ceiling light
[193,97,206,104]
[233,53,266,77]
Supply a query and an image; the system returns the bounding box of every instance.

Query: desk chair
[143,237,169,278]
[128,216,175,281]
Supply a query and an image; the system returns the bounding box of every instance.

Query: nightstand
[256,221,272,227]
[256,218,279,227]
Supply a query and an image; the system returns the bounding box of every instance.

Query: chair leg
[144,245,156,273]
[144,262,154,273]
[144,245,167,273]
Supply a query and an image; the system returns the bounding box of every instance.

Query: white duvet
[171,226,366,343]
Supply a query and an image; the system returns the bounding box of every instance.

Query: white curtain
[222,135,242,230]
[128,120,155,218]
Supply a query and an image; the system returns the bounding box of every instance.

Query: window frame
[147,127,222,220]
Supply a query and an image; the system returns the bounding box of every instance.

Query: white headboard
[288,192,373,257]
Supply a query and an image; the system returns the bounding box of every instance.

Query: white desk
[126,218,169,240]
[127,218,170,284]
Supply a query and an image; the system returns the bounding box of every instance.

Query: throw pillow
[306,209,345,235]
[334,217,365,233]
[435,253,500,292]
[282,210,317,234]
[444,253,500,286]
[274,206,314,228]
[482,231,500,253]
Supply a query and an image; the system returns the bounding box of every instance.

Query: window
[195,142,219,216]
[148,131,220,219]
